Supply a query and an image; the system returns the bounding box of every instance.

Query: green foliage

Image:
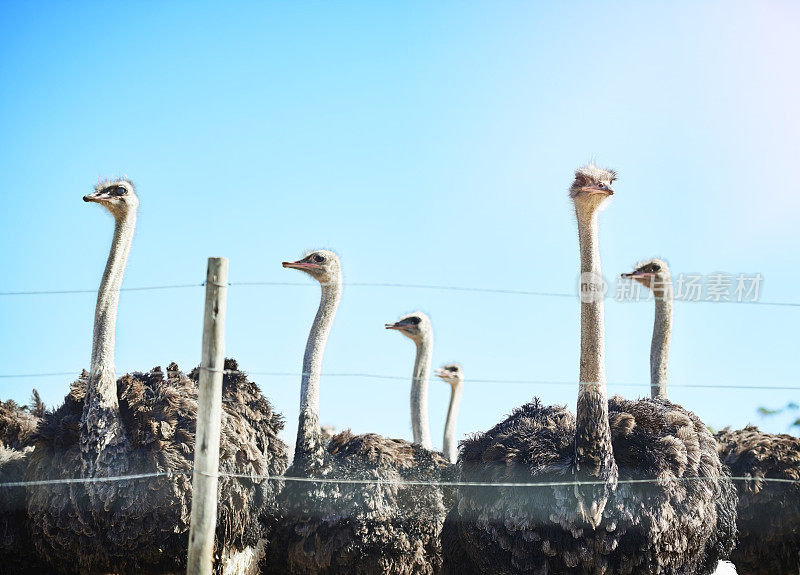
[757,401,800,430]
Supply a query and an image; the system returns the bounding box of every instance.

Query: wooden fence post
[187,257,229,575]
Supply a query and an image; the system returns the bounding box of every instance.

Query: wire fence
[0,279,799,307]
[2,470,799,490]
[1,368,799,391]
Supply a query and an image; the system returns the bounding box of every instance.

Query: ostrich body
[435,364,464,465]
[621,258,672,399]
[0,443,36,575]
[715,426,800,574]
[266,251,450,575]
[441,165,736,574]
[0,397,46,575]
[0,397,40,451]
[622,259,800,573]
[385,311,434,449]
[26,180,288,573]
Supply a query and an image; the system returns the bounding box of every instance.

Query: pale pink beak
[282,261,321,270]
[621,271,653,279]
[580,186,614,196]
[83,191,112,203]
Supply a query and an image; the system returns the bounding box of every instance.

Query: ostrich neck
[294,279,342,472]
[442,383,462,464]
[81,211,136,470]
[650,294,672,399]
[410,337,433,449]
[574,208,616,481]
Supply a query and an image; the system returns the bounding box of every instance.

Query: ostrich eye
[312,254,325,263]
[597,182,606,189]
[407,317,421,326]
[652,264,661,272]
[113,186,128,196]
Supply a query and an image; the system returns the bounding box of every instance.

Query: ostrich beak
[580,186,614,196]
[385,322,403,331]
[282,260,320,271]
[622,271,653,279]
[83,191,110,203]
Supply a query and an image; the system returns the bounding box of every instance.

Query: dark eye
[313,254,325,263]
[597,182,606,189]
[652,264,661,272]
[407,317,421,326]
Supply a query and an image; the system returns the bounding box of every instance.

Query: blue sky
[1,1,799,452]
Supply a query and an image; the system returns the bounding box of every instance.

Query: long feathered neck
[81,210,136,470]
[410,335,433,449]
[574,206,617,482]
[293,278,342,473]
[442,382,462,464]
[650,290,672,399]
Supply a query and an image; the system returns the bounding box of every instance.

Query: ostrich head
[385,311,432,344]
[83,178,138,219]
[282,250,341,285]
[569,164,616,212]
[621,258,672,299]
[435,363,463,387]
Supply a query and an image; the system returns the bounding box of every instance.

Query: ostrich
[621,258,672,399]
[385,311,434,450]
[266,250,450,575]
[0,442,35,575]
[26,179,288,574]
[385,314,460,504]
[441,165,736,574]
[714,426,800,574]
[621,260,799,574]
[0,395,47,575]
[0,395,40,451]
[434,364,464,465]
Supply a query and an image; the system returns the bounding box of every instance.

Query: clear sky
[1,1,799,453]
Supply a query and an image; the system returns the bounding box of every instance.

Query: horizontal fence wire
[2,471,799,489]
[0,283,203,296]
[1,369,799,391]
[0,280,798,307]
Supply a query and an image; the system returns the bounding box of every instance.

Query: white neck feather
[574,205,616,479]
[410,336,433,450]
[442,382,462,464]
[82,209,136,464]
[294,279,342,469]
[650,292,672,399]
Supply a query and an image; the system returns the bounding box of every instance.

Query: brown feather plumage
[442,396,737,574]
[25,359,287,574]
[715,425,800,575]
[0,396,49,574]
[266,429,453,574]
